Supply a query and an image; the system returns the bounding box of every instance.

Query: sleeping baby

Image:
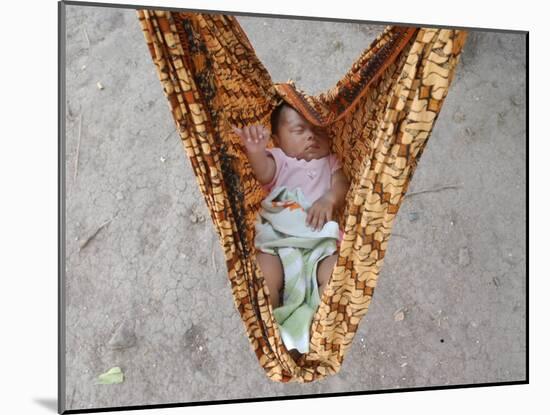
[232,102,350,360]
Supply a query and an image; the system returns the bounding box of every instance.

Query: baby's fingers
[307,207,318,228]
[316,210,329,231]
[306,208,314,227]
[242,126,252,143]
[253,125,263,142]
[312,210,322,231]
[316,211,327,231]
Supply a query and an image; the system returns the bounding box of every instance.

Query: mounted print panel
[59,1,527,412]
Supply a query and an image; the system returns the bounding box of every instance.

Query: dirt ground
[61,3,526,411]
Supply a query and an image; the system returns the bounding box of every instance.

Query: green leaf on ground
[97,366,124,384]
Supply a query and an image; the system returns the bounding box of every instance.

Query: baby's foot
[289,348,303,361]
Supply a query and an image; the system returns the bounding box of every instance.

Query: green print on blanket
[255,186,340,353]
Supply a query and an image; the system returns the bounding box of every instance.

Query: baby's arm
[326,169,350,211]
[306,169,350,230]
[232,125,276,184]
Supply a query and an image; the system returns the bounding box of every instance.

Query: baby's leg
[317,254,338,298]
[257,252,302,361]
[256,252,284,308]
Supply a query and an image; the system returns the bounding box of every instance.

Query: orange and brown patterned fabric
[136,9,468,383]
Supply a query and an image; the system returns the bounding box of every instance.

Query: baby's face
[273,106,331,161]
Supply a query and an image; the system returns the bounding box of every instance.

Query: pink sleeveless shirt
[263,147,342,204]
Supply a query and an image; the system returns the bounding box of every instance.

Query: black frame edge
[58,0,67,414]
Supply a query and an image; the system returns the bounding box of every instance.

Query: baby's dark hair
[270,102,292,136]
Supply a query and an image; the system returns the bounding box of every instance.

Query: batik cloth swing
[136,9,468,383]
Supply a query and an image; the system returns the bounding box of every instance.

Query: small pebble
[96,81,104,90]
[394,309,405,322]
[401,362,408,367]
[81,64,86,70]
[107,319,136,350]
[115,191,124,200]
[160,156,166,163]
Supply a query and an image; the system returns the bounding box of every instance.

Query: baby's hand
[307,195,335,231]
[232,124,270,154]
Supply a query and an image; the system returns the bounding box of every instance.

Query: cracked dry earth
[63,5,526,411]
